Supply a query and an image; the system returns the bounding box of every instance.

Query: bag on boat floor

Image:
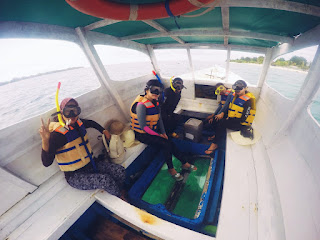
[102,134,125,164]
[102,119,140,164]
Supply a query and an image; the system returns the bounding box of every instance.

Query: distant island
[231,56,310,71]
[0,67,83,86]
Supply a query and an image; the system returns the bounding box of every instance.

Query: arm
[41,132,67,167]
[158,114,166,134]
[81,119,104,133]
[136,102,160,136]
[218,94,233,114]
[81,118,110,139]
[240,100,251,123]
[214,104,222,115]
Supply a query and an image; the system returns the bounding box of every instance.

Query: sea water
[0,61,319,130]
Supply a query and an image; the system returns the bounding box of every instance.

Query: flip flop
[205,143,218,154]
[172,173,184,181]
[207,135,215,141]
[182,164,197,171]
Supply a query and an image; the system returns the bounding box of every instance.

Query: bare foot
[205,143,218,154]
[182,163,197,171]
[168,168,178,176]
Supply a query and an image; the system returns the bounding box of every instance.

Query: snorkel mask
[148,85,163,95]
[170,77,186,92]
[215,85,226,95]
[62,105,81,118]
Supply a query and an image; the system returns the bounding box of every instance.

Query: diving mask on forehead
[215,85,226,95]
[62,105,81,118]
[149,86,163,95]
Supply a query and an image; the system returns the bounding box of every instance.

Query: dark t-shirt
[161,87,181,118]
[41,119,104,167]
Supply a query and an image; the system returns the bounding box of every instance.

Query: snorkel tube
[152,71,165,102]
[170,76,176,92]
[55,82,65,128]
[152,70,162,84]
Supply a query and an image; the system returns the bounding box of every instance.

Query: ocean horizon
[0,61,319,130]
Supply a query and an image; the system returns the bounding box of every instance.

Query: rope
[182,0,220,18]
[165,0,181,29]
[187,0,206,8]
[129,4,139,21]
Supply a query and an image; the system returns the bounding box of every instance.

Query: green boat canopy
[1,0,320,49]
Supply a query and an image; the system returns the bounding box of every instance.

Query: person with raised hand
[39,98,125,197]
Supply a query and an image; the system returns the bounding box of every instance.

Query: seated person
[130,79,196,181]
[205,80,256,154]
[204,83,234,140]
[161,77,186,137]
[39,98,126,197]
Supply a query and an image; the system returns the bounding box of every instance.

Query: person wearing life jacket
[205,80,256,154]
[130,79,196,181]
[204,83,234,140]
[161,77,186,137]
[39,98,126,197]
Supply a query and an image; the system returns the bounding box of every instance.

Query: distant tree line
[0,67,83,86]
[231,56,310,71]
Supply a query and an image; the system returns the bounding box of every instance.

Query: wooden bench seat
[216,130,284,240]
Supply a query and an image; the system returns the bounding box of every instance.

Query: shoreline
[231,62,308,73]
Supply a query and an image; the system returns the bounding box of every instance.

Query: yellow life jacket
[228,92,256,126]
[49,120,92,171]
[130,95,160,134]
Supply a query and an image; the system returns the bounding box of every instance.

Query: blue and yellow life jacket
[49,120,93,171]
[228,92,256,126]
[130,95,160,134]
[220,89,234,106]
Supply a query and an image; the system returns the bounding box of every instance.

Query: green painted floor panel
[142,156,211,219]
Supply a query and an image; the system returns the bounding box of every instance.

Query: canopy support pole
[257,48,273,89]
[75,27,129,122]
[147,45,162,79]
[225,47,231,82]
[270,45,320,143]
[187,47,196,99]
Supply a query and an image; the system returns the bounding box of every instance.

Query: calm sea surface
[0,61,319,130]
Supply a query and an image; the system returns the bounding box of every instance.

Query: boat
[1,0,320,239]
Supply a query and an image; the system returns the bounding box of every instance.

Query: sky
[0,38,318,83]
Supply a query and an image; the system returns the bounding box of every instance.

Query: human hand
[103,130,111,140]
[206,114,213,120]
[39,118,51,142]
[160,133,168,139]
[208,118,214,124]
[215,112,224,120]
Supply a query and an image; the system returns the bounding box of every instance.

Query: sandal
[171,132,179,138]
[172,173,184,181]
[205,143,218,155]
[182,164,197,172]
[208,135,215,141]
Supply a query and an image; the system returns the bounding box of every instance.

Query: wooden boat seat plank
[216,130,258,239]
[6,182,97,240]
